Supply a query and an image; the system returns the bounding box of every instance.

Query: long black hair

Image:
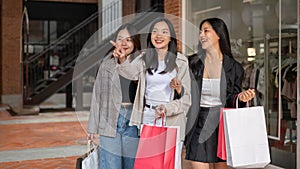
[143,17,177,74]
[109,23,141,61]
[199,18,232,58]
[190,18,232,77]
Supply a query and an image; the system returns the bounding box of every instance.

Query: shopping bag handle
[86,140,97,155]
[154,114,165,126]
[235,96,249,108]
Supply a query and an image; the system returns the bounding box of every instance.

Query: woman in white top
[112,17,191,168]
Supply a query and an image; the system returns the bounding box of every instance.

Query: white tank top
[145,60,176,105]
[200,78,222,107]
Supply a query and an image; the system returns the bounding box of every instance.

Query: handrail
[27,1,161,63]
[23,2,161,105]
[28,12,98,63]
[27,0,121,62]
[22,6,30,100]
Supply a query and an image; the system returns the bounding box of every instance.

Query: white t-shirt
[145,60,176,105]
[143,60,176,125]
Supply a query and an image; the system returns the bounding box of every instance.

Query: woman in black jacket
[185,18,255,169]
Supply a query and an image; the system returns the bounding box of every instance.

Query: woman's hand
[110,40,126,63]
[238,89,255,102]
[170,77,182,94]
[87,133,95,141]
[155,104,166,119]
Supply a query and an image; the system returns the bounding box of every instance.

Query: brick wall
[164,0,182,52]
[0,0,2,102]
[122,0,136,24]
[1,0,22,95]
[0,0,23,107]
[122,0,135,16]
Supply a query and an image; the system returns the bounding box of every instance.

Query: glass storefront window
[184,0,297,168]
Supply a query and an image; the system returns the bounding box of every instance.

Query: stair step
[30,91,40,97]
[52,72,65,78]
[34,78,58,92]
[48,78,58,81]
[35,84,47,92]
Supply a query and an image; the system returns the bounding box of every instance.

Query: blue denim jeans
[99,105,139,169]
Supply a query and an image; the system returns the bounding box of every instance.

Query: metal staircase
[23,5,162,106]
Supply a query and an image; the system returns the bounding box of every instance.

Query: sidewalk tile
[0,156,77,169]
[0,122,86,151]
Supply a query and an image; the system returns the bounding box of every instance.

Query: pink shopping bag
[134,118,178,169]
[217,108,231,160]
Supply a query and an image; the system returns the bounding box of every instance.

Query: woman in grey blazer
[87,23,141,169]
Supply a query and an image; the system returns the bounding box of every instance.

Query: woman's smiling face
[116,28,134,56]
[151,21,171,51]
[199,21,220,50]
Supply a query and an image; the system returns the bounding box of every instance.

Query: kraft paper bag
[223,106,270,168]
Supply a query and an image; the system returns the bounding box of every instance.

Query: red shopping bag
[217,108,231,160]
[134,118,177,169]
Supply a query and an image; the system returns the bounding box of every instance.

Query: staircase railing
[23,1,121,105]
[23,11,98,104]
[23,2,162,105]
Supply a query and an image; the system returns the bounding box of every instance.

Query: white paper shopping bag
[171,126,181,169]
[82,141,100,169]
[223,106,270,168]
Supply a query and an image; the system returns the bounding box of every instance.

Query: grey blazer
[87,57,123,137]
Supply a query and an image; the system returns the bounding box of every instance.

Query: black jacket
[185,54,245,140]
